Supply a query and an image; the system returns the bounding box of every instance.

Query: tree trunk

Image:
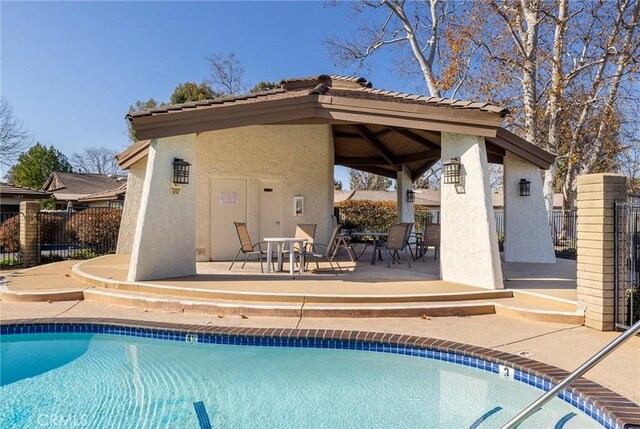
[543,0,568,210]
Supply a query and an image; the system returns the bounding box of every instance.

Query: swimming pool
[0,322,624,428]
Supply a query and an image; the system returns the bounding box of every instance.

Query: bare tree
[413,164,441,189]
[205,53,248,95]
[349,169,393,190]
[0,97,32,168]
[326,0,458,97]
[71,147,122,176]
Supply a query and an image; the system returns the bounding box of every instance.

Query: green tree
[170,81,218,104]
[250,81,280,93]
[7,143,72,189]
[128,98,161,141]
[334,180,343,191]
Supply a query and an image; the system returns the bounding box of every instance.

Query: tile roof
[0,183,51,198]
[126,74,508,119]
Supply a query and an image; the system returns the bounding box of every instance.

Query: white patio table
[264,237,307,275]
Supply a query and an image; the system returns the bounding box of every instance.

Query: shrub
[0,215,20,253]
[335,200,439,237]
[67,208,122,253]
[38,213,67,244]
[335,200,398,236]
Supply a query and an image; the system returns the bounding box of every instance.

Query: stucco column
[128,134,197,281]
[19,201,40,267]
[576,173,627,331]
[116,157,147,255]
[397,164,414,224]
[503,153,555,263]
[440,132,503,289]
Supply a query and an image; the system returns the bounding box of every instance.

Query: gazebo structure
[116,75,556,289]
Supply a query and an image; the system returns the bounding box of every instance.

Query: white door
[210,179,247,260]
[259,180,280,241]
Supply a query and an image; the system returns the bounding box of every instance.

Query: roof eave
[129,94,504,141]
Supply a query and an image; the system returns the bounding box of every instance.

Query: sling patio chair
[301,224,342,275]
[229,222,273,273]
[331,215,356,261]
[378,223,412,268]
[283,223,317,267]
[422,223,441,261]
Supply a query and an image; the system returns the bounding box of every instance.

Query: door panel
[210,179,247,260]
[259,180,280,241]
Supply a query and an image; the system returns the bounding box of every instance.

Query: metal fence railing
[38,208,123,263]
[0,212,21,269]
[614,199,640,330]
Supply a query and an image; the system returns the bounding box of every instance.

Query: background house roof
[0,183,51,198]
[335,189,563,209]
[42,172,127,201]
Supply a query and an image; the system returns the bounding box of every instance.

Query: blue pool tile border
[1,318,638,429]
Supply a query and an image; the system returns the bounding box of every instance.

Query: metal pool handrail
[501,319,640,429]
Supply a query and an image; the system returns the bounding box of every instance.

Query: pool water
[0,333,600,428]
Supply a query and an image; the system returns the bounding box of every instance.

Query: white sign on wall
[220,191,239,206]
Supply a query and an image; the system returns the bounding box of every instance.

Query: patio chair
[283,223,317,265]
[229,222,273,273]
[331,215,356,261]
[422,223,440,261]
[301,224,342,275]
[378,223,412,268]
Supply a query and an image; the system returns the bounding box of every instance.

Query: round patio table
[264,238,308,275]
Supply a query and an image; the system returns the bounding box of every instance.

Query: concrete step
[83,288,584,324]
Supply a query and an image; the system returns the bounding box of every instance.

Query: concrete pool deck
[1,254,584,322]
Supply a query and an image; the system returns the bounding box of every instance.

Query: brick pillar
[576,173,627,331]
[19,201,40,267]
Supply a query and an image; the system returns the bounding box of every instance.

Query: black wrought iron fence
[0,212,21,269]
[38,208,122,263]
[336,206,577,259]
[614,199,640,330]
[549,210,578,259]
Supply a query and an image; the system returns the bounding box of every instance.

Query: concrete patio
[2,250,582,323]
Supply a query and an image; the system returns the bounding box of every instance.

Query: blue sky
[1,1,421,186]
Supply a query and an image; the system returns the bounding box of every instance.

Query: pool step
[83,288,584,323]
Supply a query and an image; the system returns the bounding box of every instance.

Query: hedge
[67,208,122,252]
[0,215,20,253]
[335,200,436,234]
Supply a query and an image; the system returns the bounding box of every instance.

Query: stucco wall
[195,124,334,261]
[440,132,504,289]
[116,157,147,255]
[503,152,556,263]
[129,135,197,281]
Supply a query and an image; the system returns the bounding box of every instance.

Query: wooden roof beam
[390,127,440,150]
[335,150,438,167]
[353,124,399,166]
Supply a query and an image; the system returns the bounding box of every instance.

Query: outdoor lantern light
[406,189,415,203]
[443,157,462,184]
[519,178,531,196]
[172,158,191,184]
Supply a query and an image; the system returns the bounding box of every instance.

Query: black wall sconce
[443,158,462,184]
[406,189,415,203]
[172,158,191,184]
[519,178,531,196]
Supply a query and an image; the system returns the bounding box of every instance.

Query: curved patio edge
[1,317,637,428]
